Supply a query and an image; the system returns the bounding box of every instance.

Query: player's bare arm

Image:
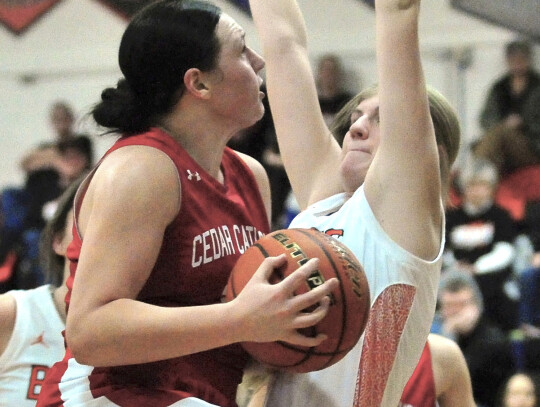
[249,0,343,209]
[364,0,442,260]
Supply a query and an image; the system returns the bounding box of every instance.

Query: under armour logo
[186,170,201,181]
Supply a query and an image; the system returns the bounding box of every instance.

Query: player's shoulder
[230,150,269,190]
[232,150,265,175]
[428,333,461,363]
[97,146,179,193]
[88,146,181,223]
[0,292,17,355]
[103,144,176,173]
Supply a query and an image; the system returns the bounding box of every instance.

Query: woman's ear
[184,68,211,99]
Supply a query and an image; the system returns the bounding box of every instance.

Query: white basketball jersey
[266,186,443,407]
[0,285,65,406]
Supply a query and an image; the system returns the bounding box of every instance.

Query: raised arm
[249,0,343,209]
[364,0,443,260]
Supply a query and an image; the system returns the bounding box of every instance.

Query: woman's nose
[248,47,265,72]
[349,116,369,139]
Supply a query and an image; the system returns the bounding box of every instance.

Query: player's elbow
[65,317,102,365]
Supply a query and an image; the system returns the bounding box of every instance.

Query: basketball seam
[296,228,349,370]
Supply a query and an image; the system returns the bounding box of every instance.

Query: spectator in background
[18,101,94,230]
[479,41,540,133]
[437,270,515,407]
[475,40,540,177]
[514,200,540,373]
[496,372,539,407]
[315,53,354,130]
[0,103,94,292]
[518,200,540,340]
[444,158,520,333]
[21,101,79,174]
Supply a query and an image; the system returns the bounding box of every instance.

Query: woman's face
[504,374,536,407]
[463,180,494,208]
[339,96,381,193]
[208,13,265,130]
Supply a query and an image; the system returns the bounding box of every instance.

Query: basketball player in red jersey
[400,333,476,407]
[36,1,338,406]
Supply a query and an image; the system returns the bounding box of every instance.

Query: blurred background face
[50,105,74,140]
[440,287,476,319]
[507,51,531,77]
[317,57,341,89]
[504,374,537,407]
[463,180,494,208]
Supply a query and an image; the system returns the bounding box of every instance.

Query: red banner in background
[0,0,63,34]
[94,0,250,20]
[0,0,260,35]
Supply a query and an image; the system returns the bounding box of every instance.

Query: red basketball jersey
[399,342,437,407]
[38,128,270,407]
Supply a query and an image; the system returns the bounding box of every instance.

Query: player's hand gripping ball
[225,228,370,373]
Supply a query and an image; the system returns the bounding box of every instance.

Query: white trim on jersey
[58,355,221,407]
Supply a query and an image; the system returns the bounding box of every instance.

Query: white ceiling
[214,0,520,56]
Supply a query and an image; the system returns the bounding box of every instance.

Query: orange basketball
[225,228,370,373]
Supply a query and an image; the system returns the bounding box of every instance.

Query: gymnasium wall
[0,0,538,189]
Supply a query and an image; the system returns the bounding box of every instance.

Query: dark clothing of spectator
[446,204,520,332]
[456,316,515,407]
[480,70,540,132]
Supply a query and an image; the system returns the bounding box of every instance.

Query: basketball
[225,228,370,373]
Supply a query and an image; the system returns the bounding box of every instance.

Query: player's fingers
[252,254,287,282]
[285,331,329,348]
[289,277,338,313]
[293,296,331,329]
[279,258,320,293]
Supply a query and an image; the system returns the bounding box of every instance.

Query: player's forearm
[66,298,242,367]
[376,0,423,98]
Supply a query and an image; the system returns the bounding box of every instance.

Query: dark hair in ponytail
[92,0,222,135]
